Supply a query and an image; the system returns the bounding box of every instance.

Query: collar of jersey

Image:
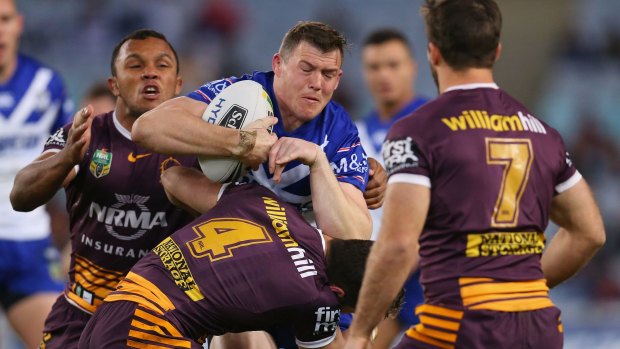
[112,111,132,140]
[444,82,499,92]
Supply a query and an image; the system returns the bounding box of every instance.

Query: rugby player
[0,0,73,346]
[133,21,374,242]
[356,28,428,348]
[78,167,404,349]
[11,29,275,349]
[345,1,606,348]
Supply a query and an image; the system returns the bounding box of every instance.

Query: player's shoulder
[322,100,357,133]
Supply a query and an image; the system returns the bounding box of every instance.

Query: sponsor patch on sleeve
[44,128,66,148]
[382,137,421,175]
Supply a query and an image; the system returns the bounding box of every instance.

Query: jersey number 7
[485,138,534,227]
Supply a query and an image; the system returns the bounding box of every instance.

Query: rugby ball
[198,80,274,183]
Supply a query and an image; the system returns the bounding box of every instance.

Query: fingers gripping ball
[199,80,274,182]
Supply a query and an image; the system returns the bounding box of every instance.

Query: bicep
[379,183,430,246]
[549,179,603,234]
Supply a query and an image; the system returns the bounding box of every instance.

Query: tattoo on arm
[237,130,257,157]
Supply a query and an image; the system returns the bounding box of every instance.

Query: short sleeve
[382,118,432,188]
[293,300,341,348]
[328,133,369,192]
[42,123,72,154]
[186,77,236,104]
[554,137,581,194]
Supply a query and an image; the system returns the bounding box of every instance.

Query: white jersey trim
[388,173,431,188]
[112,112,132,140]
[316,228,326,255]
[296,331,337,348]
[445,83,499,92]
[555,171,582,193]
[217,183,231,201]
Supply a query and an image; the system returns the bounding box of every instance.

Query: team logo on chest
[90,148,113,178]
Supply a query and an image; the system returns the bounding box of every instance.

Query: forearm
[541,227,604,288]
[310,151,371,239]
[10,151,75,211]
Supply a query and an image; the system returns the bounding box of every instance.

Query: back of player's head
[326,239,403,316]
[363,28,412,54]
[110,29,180,76]
[279,21,347,63]
[422,0,501,70]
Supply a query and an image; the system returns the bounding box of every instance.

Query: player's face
[0,0,22,70]
[363,40,415,106]
[273,41,342,124]
[110,37,181,117]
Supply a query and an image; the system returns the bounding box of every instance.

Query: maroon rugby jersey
[383,83,581,310]
[106,183,341,348]
[43,111,197,313]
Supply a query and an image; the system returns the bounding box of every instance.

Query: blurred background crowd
[1,0,618,348]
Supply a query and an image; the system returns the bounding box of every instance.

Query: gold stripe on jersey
[125,306,191,349]
[105,272,175,315]
[406,304,464,348]
[459,278,553,311]
[465,231,545,257]
[67,255,126,313]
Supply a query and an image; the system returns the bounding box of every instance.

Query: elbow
[590,226,606,250]
[10,187,33,212]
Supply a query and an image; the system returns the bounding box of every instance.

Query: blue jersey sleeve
[186,77,238,104]
[324,111,369,192]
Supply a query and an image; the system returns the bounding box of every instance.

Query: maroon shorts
[395,305,563,349]
[40,294,92,349]
[78,300,203,349]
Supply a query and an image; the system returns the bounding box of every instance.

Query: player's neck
[377,91,415,122]
[437,67,495,94]
[0,56,18,84]
[114,106,139,134]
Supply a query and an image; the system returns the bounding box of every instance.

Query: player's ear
[108,77,120,97]
[329,285,345,299]
[175,76,183,96]
[495,43,502,62]
[427,42,441,66]
[272,53,282,76]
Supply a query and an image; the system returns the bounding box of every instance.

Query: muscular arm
[269,138,371,240]
[310,151,371,239]
[11,106,93,212]
[160,166,223,215]
[345,183,430,348]
[132,97,277,168]
[541,179,605,288]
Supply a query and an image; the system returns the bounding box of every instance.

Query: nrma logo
[88,194,167,241]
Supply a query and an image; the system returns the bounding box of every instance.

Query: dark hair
[363,28,412,53]
[83,82,114,102]
[110,29,180,76]
[279,21,347,63]
[326,239,404,317]
[422,0,502,70]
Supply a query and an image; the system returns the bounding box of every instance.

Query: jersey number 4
[485,138,534,227]
[187,218,273,261]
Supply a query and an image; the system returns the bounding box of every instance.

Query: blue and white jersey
[188,71,368,221]
[356,97,427,239]
[0,54,73,240]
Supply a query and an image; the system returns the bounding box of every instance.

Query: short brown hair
[279,21,347,63]
[422,0,501,70]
